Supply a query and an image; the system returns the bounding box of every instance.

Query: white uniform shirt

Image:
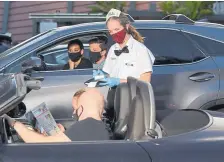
[103,36,155,79]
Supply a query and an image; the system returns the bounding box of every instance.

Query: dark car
[1,73,224,162]
[0,14,224,119]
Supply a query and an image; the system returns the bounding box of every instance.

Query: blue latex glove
[93,69,107,79]
[98,77,120,88]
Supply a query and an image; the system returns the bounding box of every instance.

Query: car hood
[0,73,32,116]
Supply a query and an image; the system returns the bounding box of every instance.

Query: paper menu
[87,81,98,87]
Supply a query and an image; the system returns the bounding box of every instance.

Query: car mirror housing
[21,57,42,73]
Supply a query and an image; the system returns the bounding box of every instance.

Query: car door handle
[189,72,215,82]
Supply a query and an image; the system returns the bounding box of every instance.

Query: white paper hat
[106,8,121,22]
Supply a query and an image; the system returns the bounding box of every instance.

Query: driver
[2,88,109,143]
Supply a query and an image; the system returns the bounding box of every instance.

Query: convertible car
[0,73,224,162]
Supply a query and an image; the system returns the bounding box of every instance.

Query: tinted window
[139,29,205,65]
[42,46,90,65]
[185,32,224,56]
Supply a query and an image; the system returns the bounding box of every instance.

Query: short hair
[68,39,84,50]
[73,88,86,99]
[89,36,107,44]
[88,36,107,51]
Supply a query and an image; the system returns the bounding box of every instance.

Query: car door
[1,141,151,162]
[139,28,219,110]
[182,31,224,110]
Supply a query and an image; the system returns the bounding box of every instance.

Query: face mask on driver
[111,28,126,44]
[72,106,84,121]
[89,51,101,63]
[68,52,82,62]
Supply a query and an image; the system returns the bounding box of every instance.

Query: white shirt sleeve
[136,45,155,75]
[102,45,114,75]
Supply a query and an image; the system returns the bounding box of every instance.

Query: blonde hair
[107,12,144,43]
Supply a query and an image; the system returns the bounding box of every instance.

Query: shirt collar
[114,35,134,50]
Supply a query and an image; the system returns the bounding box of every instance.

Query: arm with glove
[92,69,122,88]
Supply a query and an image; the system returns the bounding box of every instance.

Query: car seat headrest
[113,83,131,139]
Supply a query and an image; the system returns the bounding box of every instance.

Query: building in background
[0,1,223,43]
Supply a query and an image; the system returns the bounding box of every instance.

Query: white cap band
[106,8,121,22]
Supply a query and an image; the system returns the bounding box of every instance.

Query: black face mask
[89,51,101,63]
[68,52,82,62]
[72,106,84,121]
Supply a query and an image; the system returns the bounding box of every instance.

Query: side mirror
[21,57,46,73]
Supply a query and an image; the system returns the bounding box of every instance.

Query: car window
[185,32,224,56]
[139,29,206,65]
[41,45,90,65]
[4,31,108,73]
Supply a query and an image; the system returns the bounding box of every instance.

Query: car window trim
[181,30,224,44]
[153,56,210,67]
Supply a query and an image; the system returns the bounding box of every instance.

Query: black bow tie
[114,46,129,56]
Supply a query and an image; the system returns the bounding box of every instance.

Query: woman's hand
[98,77,120,87]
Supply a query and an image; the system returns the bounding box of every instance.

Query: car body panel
[1,141,152,162]
[210,56,224,105]
[138,110,224,162]
[152,57,219,110]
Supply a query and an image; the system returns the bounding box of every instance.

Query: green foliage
[159,1,214,20]
[89,1,126,14]
[158,1,179,15]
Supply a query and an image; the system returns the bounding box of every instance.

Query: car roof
[55,20,224,33]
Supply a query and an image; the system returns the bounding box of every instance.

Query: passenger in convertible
[63,39,93,70]
[2,88,110,143]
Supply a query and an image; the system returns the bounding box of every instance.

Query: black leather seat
[113,77,138,139]
[125,92,145,140]
[126,80,157,140]
[113,83,131,139]
[127,77,137,100]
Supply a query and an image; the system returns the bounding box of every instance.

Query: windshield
[0,29,55,58]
